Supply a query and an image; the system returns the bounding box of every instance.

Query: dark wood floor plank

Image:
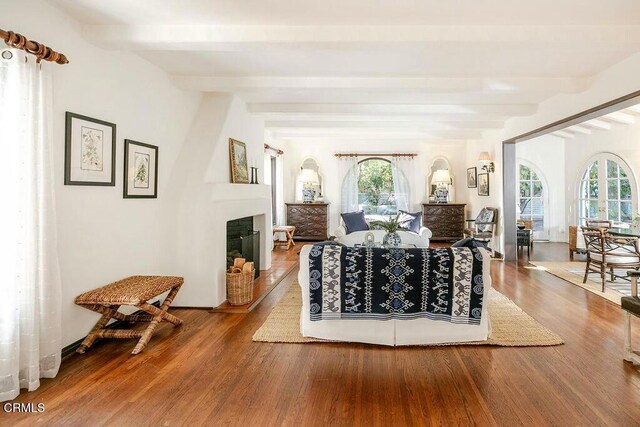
[3,242,640,426]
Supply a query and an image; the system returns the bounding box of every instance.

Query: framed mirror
[296,157,324,203]
[427,157,455,203]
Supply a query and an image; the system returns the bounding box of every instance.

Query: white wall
[516,134,566,242]
[277,139,471,233]
[168,94,270,307]
[2,0,203,346]
[464,137,503,253]
[563,120,640,226]
[467,53,640,257]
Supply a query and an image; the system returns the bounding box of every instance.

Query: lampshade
[299,168,319,185]
[432,169,451,184]
[478,152,492,163]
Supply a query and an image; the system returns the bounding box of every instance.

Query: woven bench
[75,275,184,355]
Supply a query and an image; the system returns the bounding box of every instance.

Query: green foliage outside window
[358,159,396,215]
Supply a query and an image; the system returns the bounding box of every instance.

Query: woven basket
[226,269,255,305]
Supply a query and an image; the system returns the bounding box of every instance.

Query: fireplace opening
[226,216,261,279]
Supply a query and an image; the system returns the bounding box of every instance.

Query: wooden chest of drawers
[286,203,329,241]
[422,203,466,242]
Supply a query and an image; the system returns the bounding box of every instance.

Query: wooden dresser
[422,203,466,242]
[285,203,329,241]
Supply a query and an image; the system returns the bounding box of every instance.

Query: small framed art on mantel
[229,138,250,184]
[64,112,116,186]
[124,139,158,198]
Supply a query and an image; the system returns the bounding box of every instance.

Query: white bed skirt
[298,245,492,346]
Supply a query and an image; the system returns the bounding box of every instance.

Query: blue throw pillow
[452,238,488,249]
[398,210,422,234]
[341,211,369,234]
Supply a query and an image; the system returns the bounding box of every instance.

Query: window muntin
[518,164,544,231]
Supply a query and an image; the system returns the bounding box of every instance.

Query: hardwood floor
[3,242,640,426]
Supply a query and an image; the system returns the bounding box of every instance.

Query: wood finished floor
[3,242,640,426]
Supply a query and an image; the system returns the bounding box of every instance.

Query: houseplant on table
[370,214,404,248]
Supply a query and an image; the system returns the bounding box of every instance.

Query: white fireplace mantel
[210,183,271,202]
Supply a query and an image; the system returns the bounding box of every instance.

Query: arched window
[357,158,397,217]
[518,163,546,236]
[577,153,637,225]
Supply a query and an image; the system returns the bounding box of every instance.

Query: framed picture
[65,112,116,186]
[124,139,158,198]
[467,167,477,188]
[478,173,490,196]
[229,138,249,183]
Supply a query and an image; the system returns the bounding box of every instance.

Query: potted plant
[370,214,404,247]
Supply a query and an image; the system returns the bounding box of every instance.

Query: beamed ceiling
[51,0,640,142]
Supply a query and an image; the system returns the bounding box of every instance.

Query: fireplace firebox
[226,216,260,279]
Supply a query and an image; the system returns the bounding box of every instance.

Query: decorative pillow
[476,208,495,233]
[312,241,347,248]
[452,237,488,249]
[341,211,369,234]
[398,210,422,234]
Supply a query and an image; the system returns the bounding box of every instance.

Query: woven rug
[252,284,563,347]
[528,261,631,305]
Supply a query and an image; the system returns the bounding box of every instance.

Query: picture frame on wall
[229,138,250,184]
[478,172,490,196]
[64,112,116,186]
[466,167,477,188]
[124,139,158,198]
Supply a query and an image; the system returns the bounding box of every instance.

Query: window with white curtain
[341,157,411,218]
[0,48,62,402]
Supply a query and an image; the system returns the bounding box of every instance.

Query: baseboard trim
[61,300,161,359]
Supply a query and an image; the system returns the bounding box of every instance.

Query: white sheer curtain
[274,155,285,225]
[391,156,414,212]
[0,49,62,402]
[339,156,359,213]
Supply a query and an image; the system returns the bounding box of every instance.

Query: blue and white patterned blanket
[308,245,485,324]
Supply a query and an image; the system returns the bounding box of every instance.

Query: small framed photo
[478,173,490,196]
[229,138,250,184]
[124,139,158,198]
[467,167,477,188]
[65,112,116,186]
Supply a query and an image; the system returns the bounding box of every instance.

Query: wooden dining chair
[586,219,613,229]
[582,226,640,291]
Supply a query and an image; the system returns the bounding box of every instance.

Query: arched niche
[295,157,324,202]
[426,156,455,203]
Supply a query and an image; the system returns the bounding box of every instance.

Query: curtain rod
[264,144,284,155]
[1,29,69,64]
[335,153,417,158]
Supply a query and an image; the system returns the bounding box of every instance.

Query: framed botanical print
[467,167,477,188]
[229,138,249,183]
[478,172,490,196]
[124,139,158,198]
[64,112,116,186]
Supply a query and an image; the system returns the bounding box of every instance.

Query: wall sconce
[478,152,495,173]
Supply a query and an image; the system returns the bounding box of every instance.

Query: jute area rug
[252,284,563,347]
[528,260,631,305]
